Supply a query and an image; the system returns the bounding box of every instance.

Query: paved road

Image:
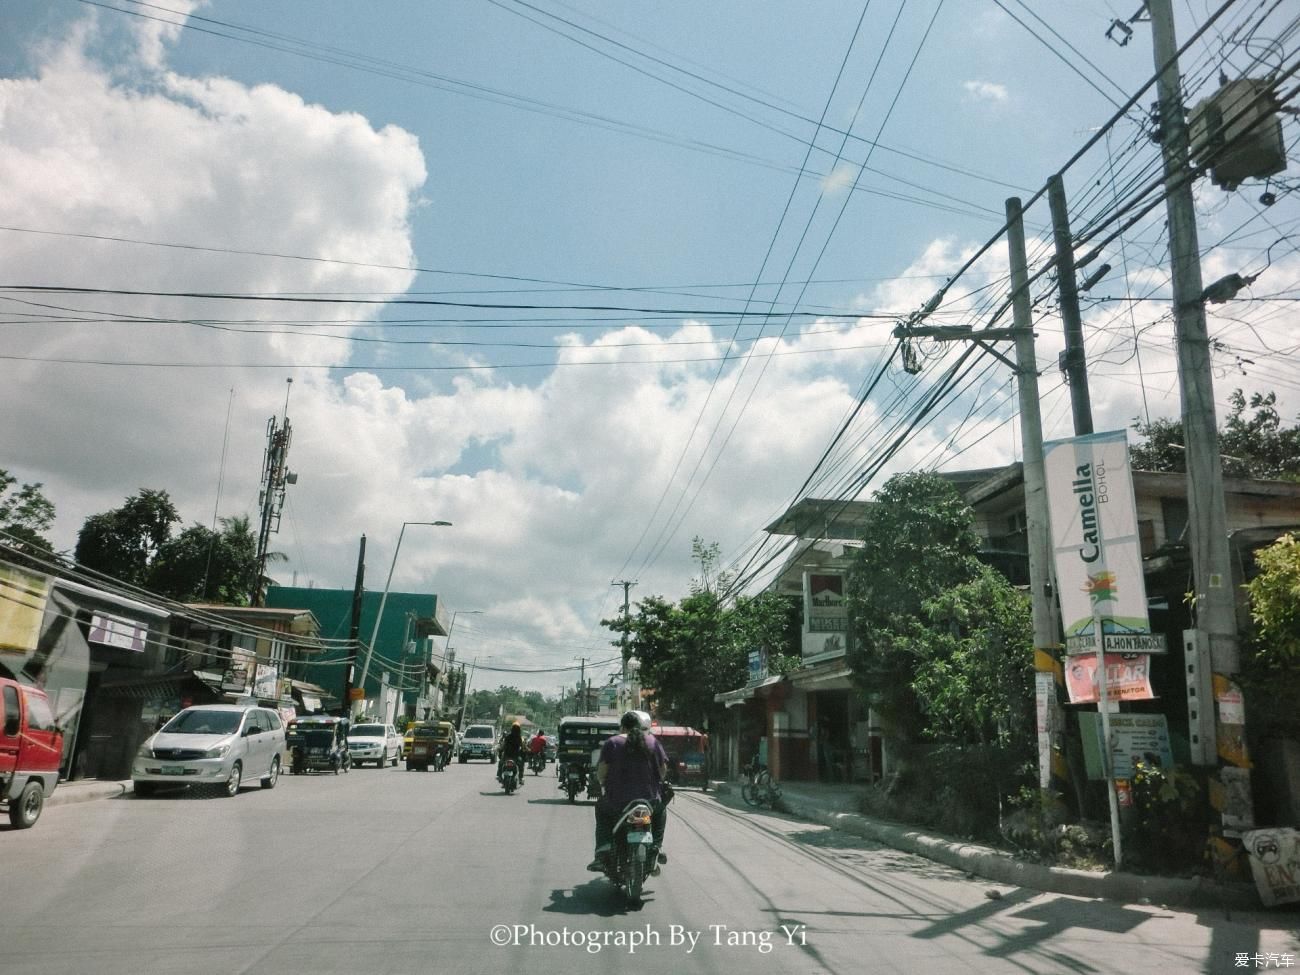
[1,761,1292,975]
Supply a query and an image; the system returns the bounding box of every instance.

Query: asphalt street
[1,761,1293,975]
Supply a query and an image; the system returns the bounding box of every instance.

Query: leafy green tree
[0,470,56,561]
[1244,532,1300,664]
[149,514,262,603]
[74,489,179,586]
[910,567,1034,746]
[1131,389,1300,480]
[844,471,984,739]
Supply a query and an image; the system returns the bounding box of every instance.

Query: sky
[1,0,1297,695]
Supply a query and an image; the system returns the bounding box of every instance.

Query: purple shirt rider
[597,732,668,809]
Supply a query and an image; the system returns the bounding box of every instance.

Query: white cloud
[963,80,1009,103]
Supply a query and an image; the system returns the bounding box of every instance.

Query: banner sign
[1242,828,1300,907]
[1064,653,1155,705]
[253,664,278,700]
[1043,430,1154,654]
[746,648,768,685]
[0,564,50,654]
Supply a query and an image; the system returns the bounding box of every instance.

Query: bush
[1125,762,1206,872]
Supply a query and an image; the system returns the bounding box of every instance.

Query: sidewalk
[708,779,1266,912]
[46,778,130,808]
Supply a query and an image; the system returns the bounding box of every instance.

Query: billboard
[1043,430,1153,653]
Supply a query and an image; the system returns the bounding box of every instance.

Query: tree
[0,470,56,561]
[909,568,1034,747]
[149,514,263,604]
[1244,532,1300,665]
[1131,389,1300,480]
[604,539,799,728]
[843,471,984,739]
[74,489,179,586]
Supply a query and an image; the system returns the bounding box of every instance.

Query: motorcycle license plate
[627,832,654,844]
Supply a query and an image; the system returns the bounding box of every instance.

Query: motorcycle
[528,752,547,776]
[561,762,586,802]
[432,746,448,772]
[602,799,661,902]
[499,758,519,795]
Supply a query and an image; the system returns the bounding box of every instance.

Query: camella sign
[1042,430,1158,703]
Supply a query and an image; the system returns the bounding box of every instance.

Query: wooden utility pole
[1048,174,1094,436]
[1147,0,1249,827]
[342,534,366,715]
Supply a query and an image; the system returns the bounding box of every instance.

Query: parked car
[133,703,285,798]
[349,722,401,767]
[458,723,497,762]
[0,677,63,828]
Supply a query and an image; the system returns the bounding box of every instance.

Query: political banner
[1043,430,1153,654]
[1063,652,1155,705]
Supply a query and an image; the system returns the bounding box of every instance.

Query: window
[20,689,56,731]
[2,685,19,734]
[265,711,282,731]
[1161,497,1189,545]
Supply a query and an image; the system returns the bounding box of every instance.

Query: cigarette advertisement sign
[1043,430,1153,654]
[802,572,848,661]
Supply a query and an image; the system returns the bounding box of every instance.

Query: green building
[264,586,447,720]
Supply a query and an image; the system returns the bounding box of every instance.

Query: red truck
[0,677,63,828]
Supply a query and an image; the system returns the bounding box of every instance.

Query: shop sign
[1064,652,1154,704]
[89,612,148,653]
[253,664,278,699]
[747,648,768,685]
[1043,430,1153,654]
[1242,828,1300,907]
[1088,712,1173,779]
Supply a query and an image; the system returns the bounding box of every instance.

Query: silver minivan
[132,704,285,798]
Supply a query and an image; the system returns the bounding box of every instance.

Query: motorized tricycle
[287,716,351,775]
[406,721,454,772]
[555,715,620,803]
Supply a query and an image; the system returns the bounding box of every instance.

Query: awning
[97,670,223,702]
[714,675,783,707]
[789,660,853,691]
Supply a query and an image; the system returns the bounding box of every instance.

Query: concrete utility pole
[1147,0,1249,823]
[1048,174,1094,436]
[1007,198,1066,796]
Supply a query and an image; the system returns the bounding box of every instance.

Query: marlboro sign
[1043,430,1154,655]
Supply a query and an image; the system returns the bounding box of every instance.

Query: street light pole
[354,520,452,714]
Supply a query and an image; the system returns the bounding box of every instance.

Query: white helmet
[621,709,651,731]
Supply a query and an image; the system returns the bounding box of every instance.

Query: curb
[710,781,1260,912]
[47,780,128,808]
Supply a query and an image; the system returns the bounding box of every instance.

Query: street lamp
[354,520,452,712]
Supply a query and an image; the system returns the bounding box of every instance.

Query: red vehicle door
[0,682,20,782]
[17,685,62,773]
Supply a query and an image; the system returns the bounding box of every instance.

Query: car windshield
[162,710,243,735]
[465,727,493,738]
[352,724,384,737]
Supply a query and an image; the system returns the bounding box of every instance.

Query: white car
[133,704,285,798]
[348,722,401,768]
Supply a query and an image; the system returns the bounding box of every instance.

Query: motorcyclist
[498,722,526,788]
[528,729,548,771]
[587,710,668,872]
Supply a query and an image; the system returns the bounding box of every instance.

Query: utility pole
[342,534,366,716]
[1147,0,1249,828]
[612,580,636,709]
[1048,174,1094,436]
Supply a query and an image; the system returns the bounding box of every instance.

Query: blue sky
[2,1,1296,692]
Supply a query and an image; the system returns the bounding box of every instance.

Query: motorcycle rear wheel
[627,845,646,901]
